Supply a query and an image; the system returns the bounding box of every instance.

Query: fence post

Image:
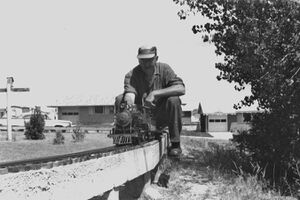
[6,78,12,141]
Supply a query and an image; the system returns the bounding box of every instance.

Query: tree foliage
[174,0,300,194]
[24,107,45,140]
[174,0,300,111]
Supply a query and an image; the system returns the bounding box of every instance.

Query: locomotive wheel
[132,137,142,145]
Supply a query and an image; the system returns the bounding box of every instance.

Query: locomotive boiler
[107,100,160,145]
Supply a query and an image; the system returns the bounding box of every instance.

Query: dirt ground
[140,139,221,200]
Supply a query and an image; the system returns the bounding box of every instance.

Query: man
[117,45,185,156]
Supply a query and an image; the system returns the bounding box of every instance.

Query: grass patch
[181,130,213,137]
[0,131,113,163]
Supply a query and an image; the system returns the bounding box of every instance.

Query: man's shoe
[168,147,182,157]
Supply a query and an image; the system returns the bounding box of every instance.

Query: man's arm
[152,84,185,98]
[153,63,185,99]
[145,84,185,106]
[124,92,136,105]
[124,69,137,105]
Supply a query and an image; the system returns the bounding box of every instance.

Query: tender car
[0,114,72,130]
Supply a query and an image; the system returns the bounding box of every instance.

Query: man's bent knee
[166,96,181,106]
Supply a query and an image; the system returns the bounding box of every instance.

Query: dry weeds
[141,137,297,200]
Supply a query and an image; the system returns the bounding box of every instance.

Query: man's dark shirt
[124,62,184,105]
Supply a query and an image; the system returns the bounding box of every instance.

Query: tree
[174,0,300,193]
[174,0,300,111]
[24,107,45,140]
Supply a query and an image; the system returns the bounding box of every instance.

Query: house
[49,95,115,126]
[229,111,258,133]
[181,102,203,125]
[206,111,261,132]
[180,100,261,133]
[207,112,228,132]
[236,111,257,122]
[227,113,237,131]
[181,104,201,131]
[182,110,192,125]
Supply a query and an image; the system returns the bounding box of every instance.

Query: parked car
[22,114,72,128]
[0,114,72,130]
[0,116,26,128]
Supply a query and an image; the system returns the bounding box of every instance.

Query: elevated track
[0,133,168,200]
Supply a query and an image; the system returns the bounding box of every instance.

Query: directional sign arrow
[11,88,30,92]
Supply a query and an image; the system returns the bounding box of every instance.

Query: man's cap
[137,46,157,59]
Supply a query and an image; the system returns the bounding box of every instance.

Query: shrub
[53,130,65,145]
[24,108,45,140]
[72,126,85,142]
[180,137,294,199]
[233,111,300,195]
[201,142,251,172]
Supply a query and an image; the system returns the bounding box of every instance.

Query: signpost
[0,77,30,141]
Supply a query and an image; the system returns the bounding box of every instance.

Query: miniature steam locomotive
[107,101,161,145]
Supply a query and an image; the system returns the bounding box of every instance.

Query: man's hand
[124,93,135,105]
[145,91,156,107]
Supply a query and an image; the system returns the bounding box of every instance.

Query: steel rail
[0,126,112,132]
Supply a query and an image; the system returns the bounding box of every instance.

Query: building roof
[207,111,228,116]
[49,95,115,107]
[235,110,263,114]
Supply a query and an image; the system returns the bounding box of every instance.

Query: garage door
[61,108,80,125]
[208,118,228,132]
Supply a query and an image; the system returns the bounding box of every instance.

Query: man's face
[138,57,157,71]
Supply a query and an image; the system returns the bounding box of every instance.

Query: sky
[0,0,256,113]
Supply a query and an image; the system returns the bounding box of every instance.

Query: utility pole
[0,77,30,141]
